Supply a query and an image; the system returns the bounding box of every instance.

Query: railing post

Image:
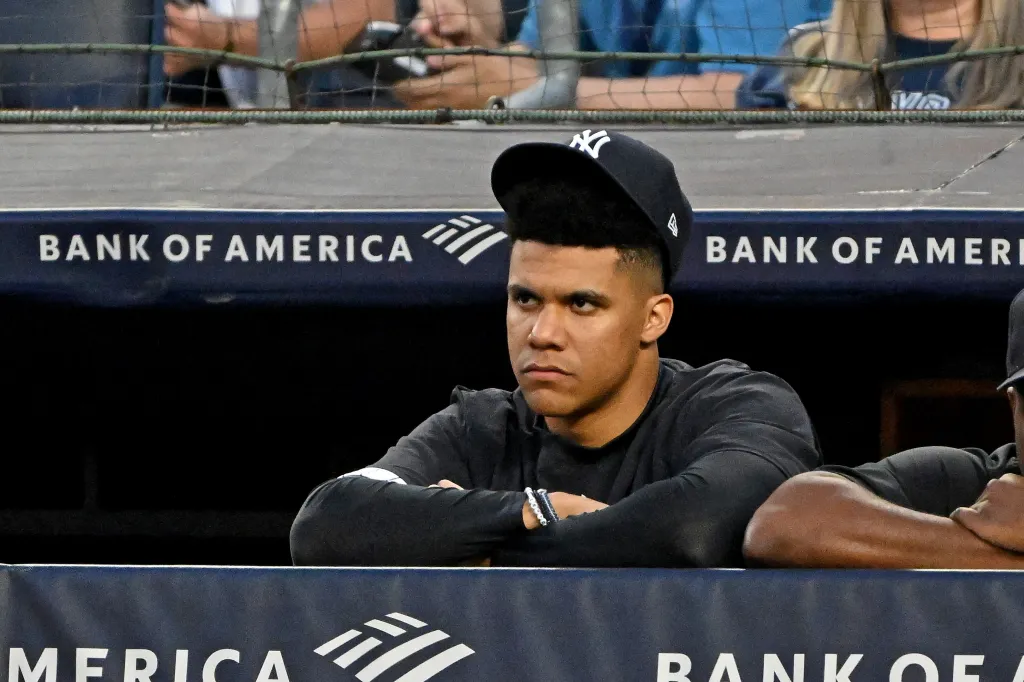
[257,0,301,108]
[492,0,580,109]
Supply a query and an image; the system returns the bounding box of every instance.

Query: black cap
[999,288,1024,390]
[490,129,693,280]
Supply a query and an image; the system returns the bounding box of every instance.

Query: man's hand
[951,474,1024,553]
[391,37,535,110]
[550,492,609,518]
[411,0,503,48]
[164,2,232,77]
[522,492,609,530]
[431,479,464,489]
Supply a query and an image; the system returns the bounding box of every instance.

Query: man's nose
[528,305,566,348]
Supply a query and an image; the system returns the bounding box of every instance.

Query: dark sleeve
[819,444,1017,517]
[290,403,528,566]
[491,372,822,568]
[734,63,791,109]
[363,403,472,488]
[733,21,830,110]
[393,0,419,24]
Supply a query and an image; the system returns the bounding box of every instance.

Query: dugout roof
[2,122,1023,305]
[2,122,1023,210]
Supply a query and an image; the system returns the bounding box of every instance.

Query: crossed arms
[743,447,1024,569]
[289,390,821,568]
[289,448,807,568]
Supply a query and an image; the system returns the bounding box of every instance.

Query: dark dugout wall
[1,293,1011,566]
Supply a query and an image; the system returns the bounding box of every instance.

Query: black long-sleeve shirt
[290,358,822,568]
[820,444,1021,516]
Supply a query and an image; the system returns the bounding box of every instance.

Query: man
[394,0,830,110]
[289,130,822,568]
[161,0,512,108]
[161,0,512,81]
[743,289,1024,569]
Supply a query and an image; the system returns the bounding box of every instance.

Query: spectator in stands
[736,0,1024,110]
[163,1,394,79]
[164,0,404,108]
[743,288,1024,569]
[162,0,520,107]
[289,130,822,568]
[391,0,830,109]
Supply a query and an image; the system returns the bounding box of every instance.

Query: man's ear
[1008,386,1019,415]
[640,293,673,345]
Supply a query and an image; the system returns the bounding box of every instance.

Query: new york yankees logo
[569,129,611,159]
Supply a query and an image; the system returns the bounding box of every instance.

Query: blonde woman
[736,0,1024,110]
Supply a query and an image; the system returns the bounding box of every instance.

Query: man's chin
[521,387,578,418]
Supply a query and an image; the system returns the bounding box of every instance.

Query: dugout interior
[4,122,1022,567]
[1,293,1011,566]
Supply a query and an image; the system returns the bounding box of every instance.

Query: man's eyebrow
[507,285,612,305]
[507,283,537,297]
[562,289,611,305]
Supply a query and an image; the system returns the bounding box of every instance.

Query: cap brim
[998,367,1024,391]
[491,142,632,218]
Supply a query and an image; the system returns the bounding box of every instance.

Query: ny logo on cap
[667,213,678,237]
[569,129,610,159]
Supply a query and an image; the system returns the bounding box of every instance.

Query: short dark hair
[499,171,667,291]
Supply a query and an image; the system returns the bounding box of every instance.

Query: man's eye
[514,292,535,305]
[571,297,595,311]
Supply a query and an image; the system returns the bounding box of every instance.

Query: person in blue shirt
[736,0,1024,110]
[394,0,830,110]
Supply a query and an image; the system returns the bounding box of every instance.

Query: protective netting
[2,0,1024,122]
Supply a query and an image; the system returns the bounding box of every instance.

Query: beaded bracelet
[524,487,549,527]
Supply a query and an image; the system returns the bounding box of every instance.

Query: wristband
[535,488,560,523]
[524,487,548,527]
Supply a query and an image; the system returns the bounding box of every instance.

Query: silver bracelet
[524,487,548,527]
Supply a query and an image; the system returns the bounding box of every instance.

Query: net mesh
[0,0,1022,123]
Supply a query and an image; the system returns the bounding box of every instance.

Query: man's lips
[522,363,570,378]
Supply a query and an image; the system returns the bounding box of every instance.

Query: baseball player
[744,288,1024,568]
[290,130,822,568]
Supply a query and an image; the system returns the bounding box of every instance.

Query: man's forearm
[290,476,527,566]
[575,72,743,110]
[743,473,1024,569]
[490,485,684,567]
[223,0,395,60]
[492,453,790,568]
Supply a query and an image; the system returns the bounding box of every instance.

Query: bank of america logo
[422,215,508,264]
[314,612,474,682]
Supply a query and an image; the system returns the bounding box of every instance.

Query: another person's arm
[574,74,744,111]
[490,373,822,567]
[164,0,395,77]
[742,446,1024,568]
